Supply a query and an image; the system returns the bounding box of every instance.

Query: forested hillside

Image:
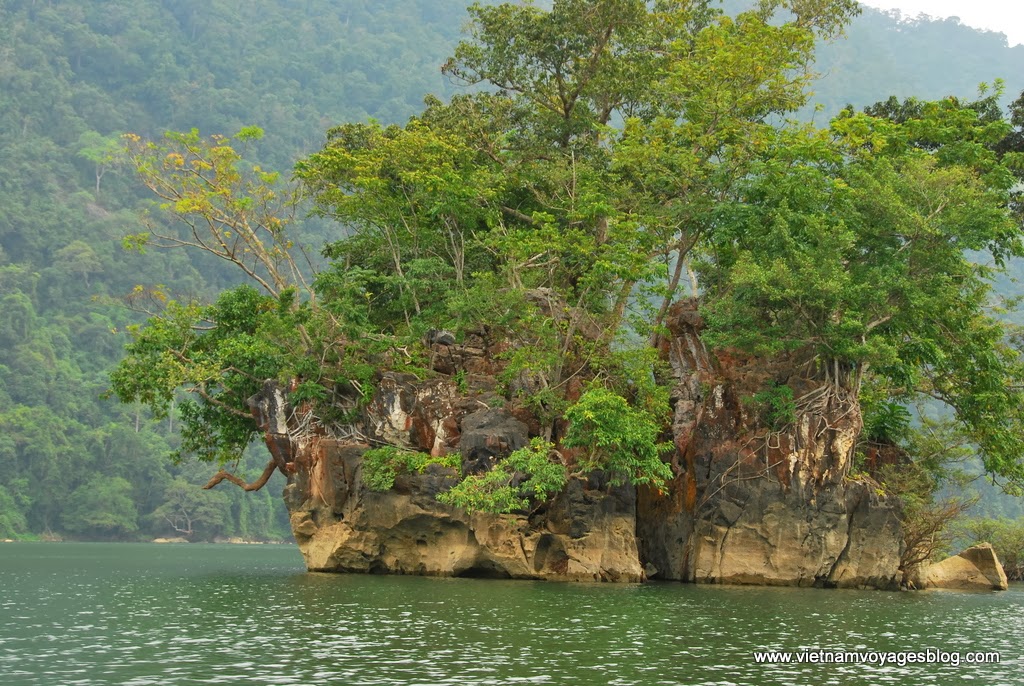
[0,0,471,540]
[2,0,1023,541]
[814,9,1024,114]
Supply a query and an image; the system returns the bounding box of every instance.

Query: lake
[0,542,1021,685]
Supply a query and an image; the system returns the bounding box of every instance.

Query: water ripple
[1,543,1022,685]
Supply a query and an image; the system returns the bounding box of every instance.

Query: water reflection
[0,543,1020,685]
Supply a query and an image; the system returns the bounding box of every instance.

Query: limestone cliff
[264,302,906,588]
[286,442,642,581]
[636,301,903,588]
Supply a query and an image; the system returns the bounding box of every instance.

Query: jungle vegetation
[112,0,1024,526]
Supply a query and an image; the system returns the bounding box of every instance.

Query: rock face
[459,408,529,475]
[636,301,904,589]
[268,302,906,588]
[270,328,640,582]
[286,441,643,582]
[916,544,1009,591]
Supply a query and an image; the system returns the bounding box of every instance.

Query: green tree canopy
[698,93,1024,485]
[61,476,139,538]
[114,0,1024,513]
[119,0,863,504]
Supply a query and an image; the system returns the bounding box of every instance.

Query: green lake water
[0,542,1021,685]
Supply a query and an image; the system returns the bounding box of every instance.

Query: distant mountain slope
[814,6,1024,115]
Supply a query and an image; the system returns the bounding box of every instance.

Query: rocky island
[112,0,1024,591]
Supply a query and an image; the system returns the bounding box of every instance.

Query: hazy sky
[859,1,1024,46]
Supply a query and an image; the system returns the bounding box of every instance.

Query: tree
[122,127,309,300]
[0,0,520,542]
[294,0,862,444]
[76,131,121,195]
[0,291,36,347]
[955,517,1024,580]
[113,128,337,489]
[0,484,28,539]
[149,477,228,541]
[697,94,1024,487]
[117,0,860,505]
[61,476,139,538]
[438,439,567,514]
[55,240,103,288]
[111,284,305,466]
[875,414,979,584]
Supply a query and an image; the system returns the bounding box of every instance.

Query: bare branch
[203,460,279,492]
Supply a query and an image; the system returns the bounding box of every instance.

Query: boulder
[459,408,529,475]
[918,543,1009,591]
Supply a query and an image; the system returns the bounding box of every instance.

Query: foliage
[3,0,1024,538]
[747,383,797,431]
[361,447,460,492]
[697,93,1024,488]
[878,416,980,582]
[563,388,673,488]
[0,485,28,539]
[0,0,468,540]
[298,0,860,347]
[116,0,1024,518]
[427,384,672,515]
[122,127,308,299]
[76,131,122,194]
[111,285,292,463]
[105,0,860,514]
[864,403,912,445]
[61,477,139,538]
[286,0,854,510]
[860,381,913,444]
[437,439,567,515]
[879,458,976,584]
